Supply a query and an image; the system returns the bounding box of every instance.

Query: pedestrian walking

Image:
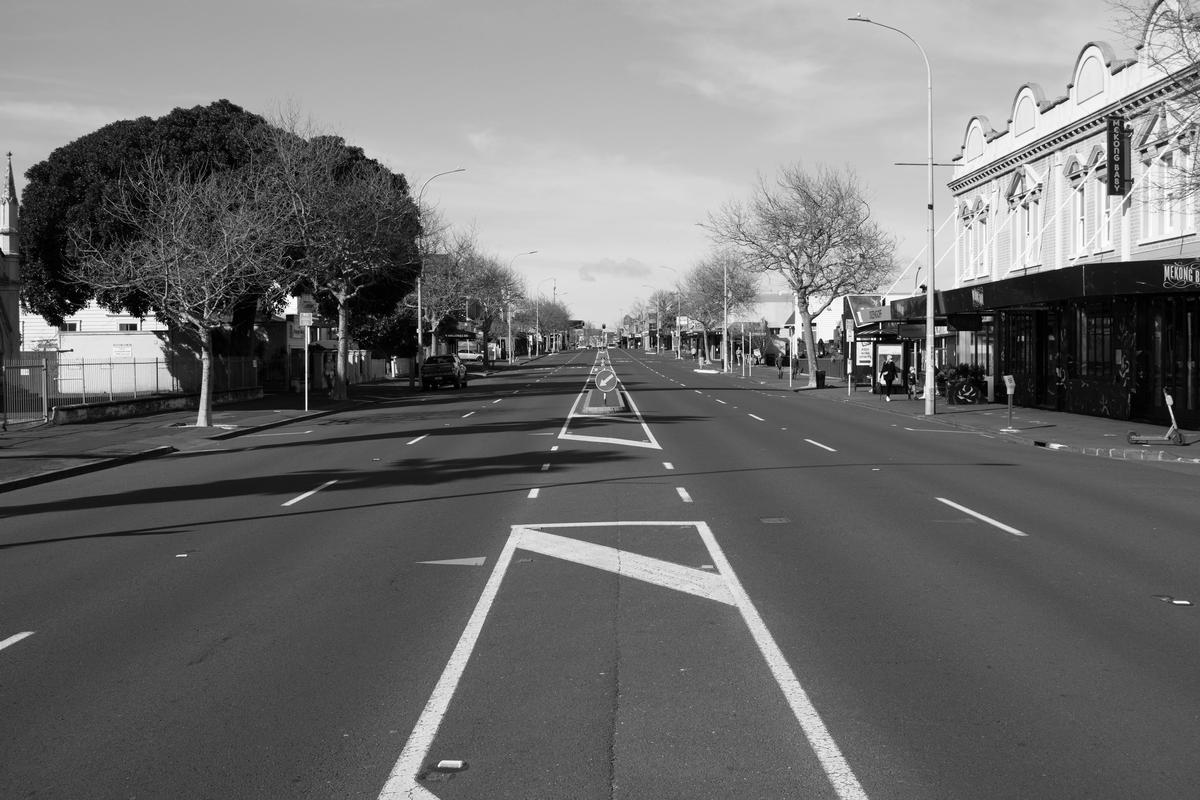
[879,355,898,402]
[777,350,785,379]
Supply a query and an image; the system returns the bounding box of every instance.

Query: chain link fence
[2,355,260,427]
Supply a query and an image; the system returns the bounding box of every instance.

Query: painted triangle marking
[416,557,487,567]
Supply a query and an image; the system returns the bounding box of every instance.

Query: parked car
[420,354,468,390]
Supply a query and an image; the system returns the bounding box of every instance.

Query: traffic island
[578,388,627,415]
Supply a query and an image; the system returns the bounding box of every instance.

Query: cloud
[466,128,499,154]
[0,100,125,132]
[578,258,654,283]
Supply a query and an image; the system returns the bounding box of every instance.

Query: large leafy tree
[704,163,895,387]
[266,127,420,400]
[20,100,272,328]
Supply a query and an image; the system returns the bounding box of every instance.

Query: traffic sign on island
[595,368,618,394]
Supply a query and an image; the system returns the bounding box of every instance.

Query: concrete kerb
[0,445,178,494]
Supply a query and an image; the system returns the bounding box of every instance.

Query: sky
[3,0,1132,329]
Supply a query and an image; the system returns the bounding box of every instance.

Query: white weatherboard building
[890,0,1200,427]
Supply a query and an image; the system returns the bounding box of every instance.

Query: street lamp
[414,168,465,385]
[659,266,681,359]
[507,250,538,362]
[535,276,555,356]
[849,14,937,415]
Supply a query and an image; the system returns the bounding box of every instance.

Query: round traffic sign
[595,368,618,393]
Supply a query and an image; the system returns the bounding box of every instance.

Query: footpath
[674,354,1200,468]
[4,356,1199,494]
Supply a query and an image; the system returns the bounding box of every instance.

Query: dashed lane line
[935,497,1029,537]
[1,632,35,653]
[281,480,338,508]
[406,435,428,445]
[805,439,837,452]
[677,487,693,503]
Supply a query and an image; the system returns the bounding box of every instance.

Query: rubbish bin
[815,369,826,388]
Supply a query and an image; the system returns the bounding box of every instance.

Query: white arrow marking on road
[417,558,487,567]
[0,631,35,652]
[935,497,1028,537]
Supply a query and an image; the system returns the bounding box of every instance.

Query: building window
[59,322,78,332]
[1072,182,1087,256]
[1094,176,1113,250]
[118,323,138,331]
[1076,303,1114,378]
[962,203,990,280]
[1142,151,1185,240]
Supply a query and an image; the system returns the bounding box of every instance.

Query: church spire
[1,152,18,256]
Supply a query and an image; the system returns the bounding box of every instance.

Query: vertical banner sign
[1106,115,1129,196]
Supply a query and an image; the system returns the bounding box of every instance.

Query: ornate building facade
[893,0,1200,427]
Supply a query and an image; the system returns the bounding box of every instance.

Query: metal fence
[2,355,260,427]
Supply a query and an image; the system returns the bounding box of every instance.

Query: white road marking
[0,631,35,652]
[417,558,487,567]
[663,462,674,470]
[715,398,727,404]
[492,399,502,404]
[527,488,540,499]
[748,414,765,421]
[281,479,338,507]
[381,521,869,800]
[540,463,551,472]
[677,487,693,503]
[805,439,837,452]
[550,445,559,452]
[462,411,475,418]
[406,435,428,445]
[247,430,313,437]
[935,497,1028,537]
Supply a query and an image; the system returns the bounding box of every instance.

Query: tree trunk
[196,327,214,427]
[334,291,350,401]
[796,292,820,389]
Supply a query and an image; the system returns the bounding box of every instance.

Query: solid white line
[247,430,313,437]
[281,479,338,507]
[748,414,765,421]
[406,435,428,445]
[663,462,674,470]
[692,522,869,800]
[936,497,1029,537]
[378,533,521,800]
[462,411,475,418]
[0,631,35,652]
[527,488,540,499]
[676,487,693,503]
[805,439,837,452]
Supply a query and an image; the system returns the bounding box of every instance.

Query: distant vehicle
[456,345,484,364]
[421,354,468,390]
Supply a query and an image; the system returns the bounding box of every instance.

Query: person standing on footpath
[879,355,899,402]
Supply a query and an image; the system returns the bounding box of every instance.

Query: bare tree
[465,256,524,364]
[69,158,292,426]
[682,250,759,364]
[704,163,895,386]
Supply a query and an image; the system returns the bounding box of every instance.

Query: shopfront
[893,259,1200,427]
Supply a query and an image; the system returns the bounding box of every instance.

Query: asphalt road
[1,349,1197,799]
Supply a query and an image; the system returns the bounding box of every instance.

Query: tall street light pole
[849,14,937,415]
[414,168,465,386]
[507,250,538,363]
[658,266,680,359]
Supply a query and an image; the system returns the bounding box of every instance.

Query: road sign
[298,312,314,327]
[595,368,618,393]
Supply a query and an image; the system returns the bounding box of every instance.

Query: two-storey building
[893,0,1200,427]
